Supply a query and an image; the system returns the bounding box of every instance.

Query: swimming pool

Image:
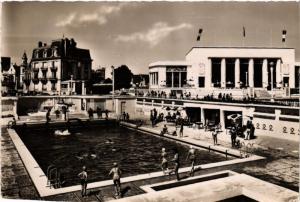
[16,122,232,187]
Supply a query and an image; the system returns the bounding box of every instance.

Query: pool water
[16,123,231,187]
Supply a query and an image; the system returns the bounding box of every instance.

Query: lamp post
[270,62,274,99]
[111,66,115,112]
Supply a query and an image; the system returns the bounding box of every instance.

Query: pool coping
[140,170,238,193]
[7,123,265,198]
[112,172,299,202]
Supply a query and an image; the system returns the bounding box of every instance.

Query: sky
[1,1,300,76]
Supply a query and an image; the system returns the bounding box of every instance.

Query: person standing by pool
[161,148,169,174]
[186,145,196,176]
[179,122,184,138]
[109,162,122,198]
[78,166,88,197]
[46,108,51,124]
[230,126,237,148]
[169,148,180,181]
[212,126,218,145]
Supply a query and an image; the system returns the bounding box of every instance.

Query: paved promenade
[141,121,299,191]
[1,127,40,200]
[1,116,298,201]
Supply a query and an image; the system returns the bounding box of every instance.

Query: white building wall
[185,47,296,88]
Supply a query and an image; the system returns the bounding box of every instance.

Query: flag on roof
[282,30,287,42]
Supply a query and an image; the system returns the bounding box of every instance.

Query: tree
[114,65,133,90]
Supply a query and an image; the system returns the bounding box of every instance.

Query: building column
[82,81,86,95]
[179,72,181,87]
[171,72,174,88]
[205,58,212,88]
[200,108,205,123]
[220,109,225,131]
[235,58,240,88]
[248,58,254,87]
[221,58,226,88]
[262,59,268,88]
[276,59,281,88]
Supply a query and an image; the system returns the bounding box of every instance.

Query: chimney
[38,41,43,47]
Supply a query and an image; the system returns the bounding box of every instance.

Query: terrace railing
[136,95,300,108]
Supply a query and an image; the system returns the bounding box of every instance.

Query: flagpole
[242,26,245,47]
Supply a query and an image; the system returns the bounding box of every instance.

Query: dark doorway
[240,59,249,88]
[253,59,263,87]
[211,58,221,87]
[204,109,220,125]
[226,58,235,88]
[283,77,289,87]
[185,107,200,123]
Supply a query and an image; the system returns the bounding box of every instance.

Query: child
[78,166,88,197]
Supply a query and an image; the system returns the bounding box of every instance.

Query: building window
[211,58,221,87]
[165,66,187,88]
[52,71,57,78]
[166,72,172,87]
[51,83,56,91]
[150,72,158,85]
[198,77,205,88]
[42,71,47,78]
[34,72,38,79]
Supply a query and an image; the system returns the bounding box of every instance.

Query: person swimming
[105,138,114,144]
[54,129,71,136]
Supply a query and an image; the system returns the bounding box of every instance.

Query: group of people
[88,107,109,120]
[161,123,184,138]
[122,112,130,121]
[78,162,122,198]
[161,146,196,180]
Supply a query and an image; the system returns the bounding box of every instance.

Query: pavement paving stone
[44,193,80,201]
[15,175,35,187]
[18,186,40,200]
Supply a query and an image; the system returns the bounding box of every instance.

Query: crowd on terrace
[136,90,300,107]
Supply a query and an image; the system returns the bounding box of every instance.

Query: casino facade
[149,47,299,98]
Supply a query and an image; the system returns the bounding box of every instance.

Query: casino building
[149,47,299,98]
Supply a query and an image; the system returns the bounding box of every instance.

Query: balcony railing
[23,78,31,86]
[41,66,48,71]
[136,94,300,108]
[49,77,58,83]
[2,80,15,87]
[32,78,39,84]
[40,77,48,84]
[50,66,58,71]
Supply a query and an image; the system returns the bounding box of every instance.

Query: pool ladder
[47,165,62,188]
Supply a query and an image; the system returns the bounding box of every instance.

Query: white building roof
[185,46,295,56]
[149,61,192,68]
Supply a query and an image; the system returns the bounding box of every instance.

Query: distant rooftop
[149,61,192,67]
